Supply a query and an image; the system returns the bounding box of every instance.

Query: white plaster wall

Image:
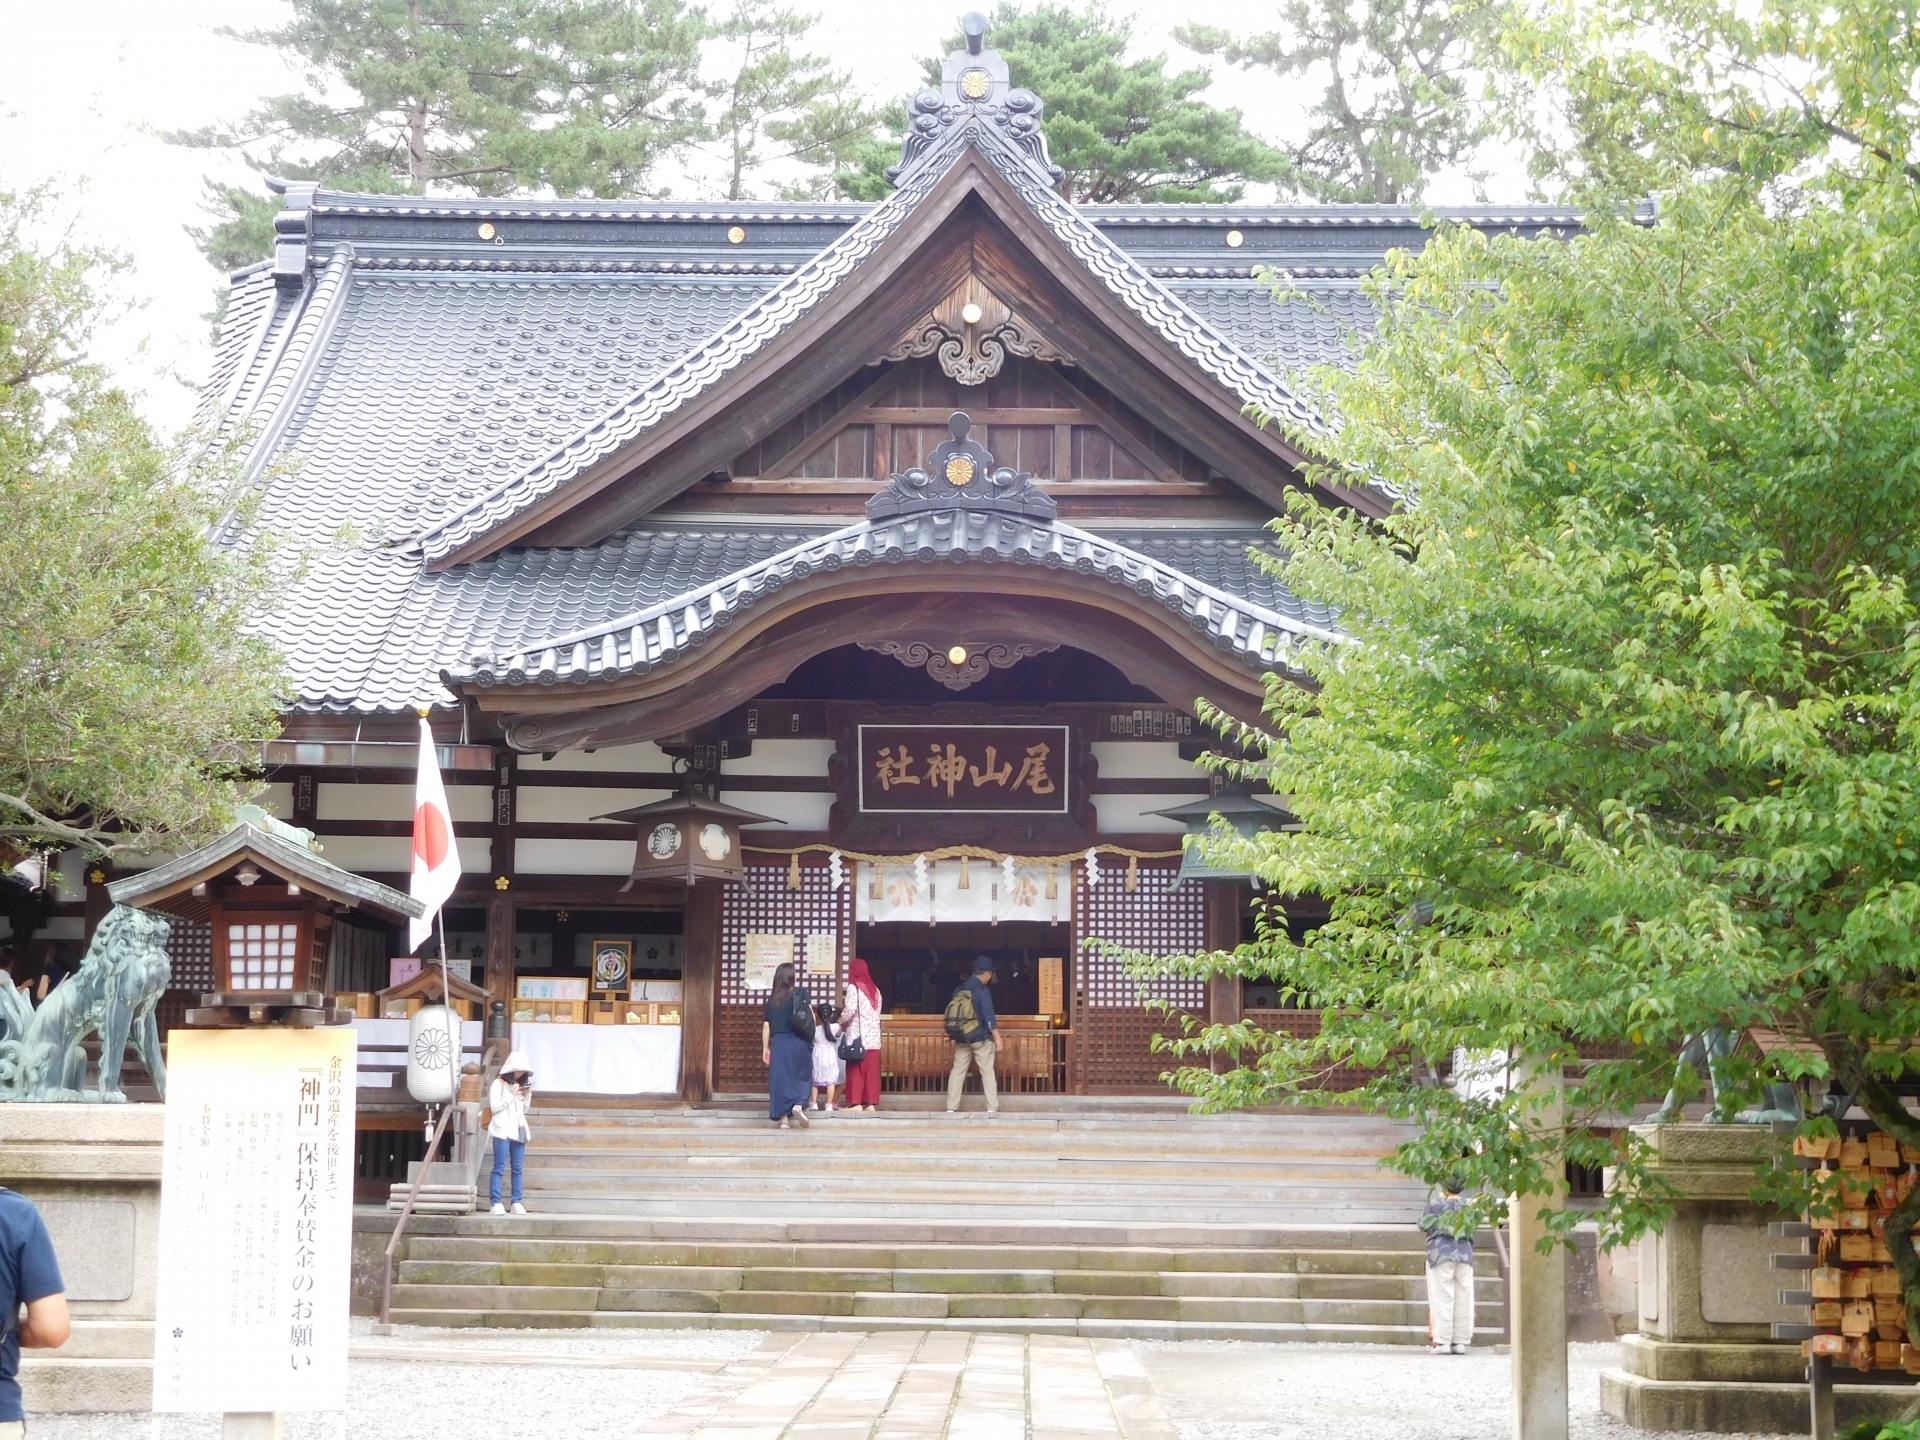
[722,790,832,832]
[722,739,835,777]
[518,741,671,773]
[316,782,491,823]
[1091,794,1187,835]
[514,786,671,824]
[515,838,635,875]
[249,782,296,818]
[1090,741,1201,780]
[317,835,489,873]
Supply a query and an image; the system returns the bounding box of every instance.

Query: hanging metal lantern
[593,789,781,889]
[407,1001,458,1102]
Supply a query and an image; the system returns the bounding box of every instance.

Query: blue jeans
[490,1137,525,1205]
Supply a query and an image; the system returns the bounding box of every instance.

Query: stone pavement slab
[644,1330,1174,1440]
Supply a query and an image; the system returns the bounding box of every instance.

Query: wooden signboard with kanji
[858,724,1070,813]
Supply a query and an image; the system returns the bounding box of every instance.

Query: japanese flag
[408,717,461,951]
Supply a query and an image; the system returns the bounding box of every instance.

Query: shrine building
[63,28,1573,1138]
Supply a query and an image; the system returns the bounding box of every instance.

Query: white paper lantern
[407,1002,458,1103]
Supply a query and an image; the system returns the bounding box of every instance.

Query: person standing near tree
[1419,1178,1475,1354]
[944,957,999,1117]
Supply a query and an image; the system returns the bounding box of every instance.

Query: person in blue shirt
[1419,1177,1475,1354]
[0,1188,69,1430]
[945,957,1000,1116]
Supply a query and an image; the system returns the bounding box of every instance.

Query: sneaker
[1452,1344,1470,1354]
[489,1203,506,1215]
[791,1105,811,1129]
[510,1202,527,1216]
[1431,1344,1450,1354]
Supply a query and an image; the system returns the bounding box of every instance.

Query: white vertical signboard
[152,1027,357,1413]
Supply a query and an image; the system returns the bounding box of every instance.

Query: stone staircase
[511,1101,1432,1223]
[368,1102,1507,1343]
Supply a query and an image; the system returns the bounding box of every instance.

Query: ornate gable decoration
[883,273,1068,386]
[866,411,1058,523]
[888,14,1063,188]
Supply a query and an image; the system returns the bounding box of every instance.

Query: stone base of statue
[1,1105,161,1412]
[1600,1123,1918,1431]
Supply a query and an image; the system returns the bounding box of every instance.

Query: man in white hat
[487,1053,534,1215]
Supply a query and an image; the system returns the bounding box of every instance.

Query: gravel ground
[29,1325,770,1440]
[1133,1340,1791,1440]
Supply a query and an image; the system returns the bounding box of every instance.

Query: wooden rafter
[754,366,907,482]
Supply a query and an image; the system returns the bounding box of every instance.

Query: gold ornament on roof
[946,454,976,486]
[960,68,992,100]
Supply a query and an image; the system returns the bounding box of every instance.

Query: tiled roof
[442,511,1330,696]
[255,272,773,545]
[272,531,813,713]
[202,62,1575,717]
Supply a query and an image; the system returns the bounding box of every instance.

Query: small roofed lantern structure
[593,792,782,889]
[109,804,423,1025]
[1153,790,1299,890]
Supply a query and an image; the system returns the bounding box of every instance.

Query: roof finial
[885,11,1064,188]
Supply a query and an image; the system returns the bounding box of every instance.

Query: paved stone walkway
[642,1332,1176,1440]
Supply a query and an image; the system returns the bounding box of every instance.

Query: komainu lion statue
[6,905,172,1102]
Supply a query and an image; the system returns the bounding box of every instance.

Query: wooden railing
[877,1021,1065,1094]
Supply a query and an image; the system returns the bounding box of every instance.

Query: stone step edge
[384,1309,1484,1345]
[361,1213,1461,1245]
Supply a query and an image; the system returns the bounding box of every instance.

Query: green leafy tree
[0,188,287,858]
[836,3,1281,203]
[1177,0,1506,204]
[1153,0,1920,1307]
[700,0,879,200]
[171,0,709,273]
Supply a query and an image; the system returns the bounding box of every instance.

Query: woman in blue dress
[760,962,813,1129]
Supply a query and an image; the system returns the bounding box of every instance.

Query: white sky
[0,0,1516,437]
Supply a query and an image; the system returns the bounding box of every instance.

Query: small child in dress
[809,995,844,1112]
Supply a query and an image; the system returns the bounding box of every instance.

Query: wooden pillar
[680,880,722,1104]
[83,863,113,950]
[1202,881,1245,1036]
[483,891,515,1017]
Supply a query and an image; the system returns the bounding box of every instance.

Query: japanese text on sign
[153,1027,355,1414]
[858,725,1070,814]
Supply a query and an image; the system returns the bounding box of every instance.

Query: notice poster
[743,933,793,990]
[805,932,837,976]
[153,1027,356,1413]
[1038,956,1064,1017]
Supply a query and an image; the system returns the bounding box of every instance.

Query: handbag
[837,990,868,1064]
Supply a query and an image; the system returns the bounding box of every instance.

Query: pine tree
[1178,0,1505,204]
[171,0,709,273]
[836,3,1280,204]
[700,0,878,201]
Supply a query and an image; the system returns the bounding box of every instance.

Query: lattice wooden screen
[716,861,854,1092]
[165,919,214,992]
[1072,861,1207,1092]
[157,918,214,1038]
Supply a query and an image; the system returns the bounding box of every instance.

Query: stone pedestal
[1600,1123,1918,1432]
[0,1104,162,1413]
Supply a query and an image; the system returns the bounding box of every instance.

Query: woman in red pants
[839,957,884,1111]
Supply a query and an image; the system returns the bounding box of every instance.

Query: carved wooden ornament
[882,274,1068,385]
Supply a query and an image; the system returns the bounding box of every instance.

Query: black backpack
[788,987,816,1044]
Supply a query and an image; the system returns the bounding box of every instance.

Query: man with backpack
[944,956,1000,1116]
